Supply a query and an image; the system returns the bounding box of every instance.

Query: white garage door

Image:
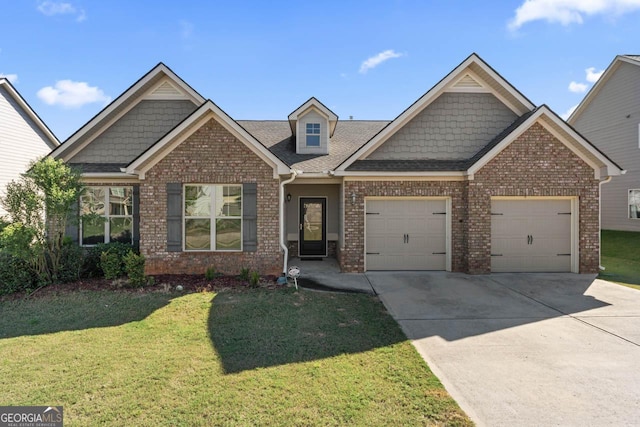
[491,199,573,272]
[365,199,447,270]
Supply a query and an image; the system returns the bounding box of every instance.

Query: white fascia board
[0,79,59,148]
[567,56,640,124]
[52,64,205,160]
[127,101,289,179]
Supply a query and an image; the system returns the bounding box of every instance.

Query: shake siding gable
[366,92,518,160]
[141,118,280,275]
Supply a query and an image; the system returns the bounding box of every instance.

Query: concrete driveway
[366,272,640,427]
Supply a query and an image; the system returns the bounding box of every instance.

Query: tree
[0,157,83,284]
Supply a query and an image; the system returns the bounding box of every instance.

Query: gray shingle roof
[347,159,469,171]
[238,120,389,172]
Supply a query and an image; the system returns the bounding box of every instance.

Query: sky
[1,0,639,142]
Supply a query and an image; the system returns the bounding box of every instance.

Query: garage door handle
[432,252,446,255]
[407,234,409,243]
[557,253,571,256]
[491,254,503,256]
[366,252,380,255]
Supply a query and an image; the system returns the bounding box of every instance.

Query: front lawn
[0,288,471,426]
[600,229,640,288]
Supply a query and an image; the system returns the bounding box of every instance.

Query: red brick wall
[471,122,599,273]
[140,118,281,275]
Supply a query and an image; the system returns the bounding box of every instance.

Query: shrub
[0,252,35,295]
[124,250,147,288]
[84,242,133,277]
[57,238,84,284]
[249,271,260,287]
[239,267,250,281]
[205,266,216,281]
[100,250,124,280]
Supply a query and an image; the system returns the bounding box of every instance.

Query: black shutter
[242,182,257,252]
[166,183,183,252]
[132,185,140,251]
[66,197,80,244]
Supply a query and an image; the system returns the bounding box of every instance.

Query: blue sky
[1,0,639,141]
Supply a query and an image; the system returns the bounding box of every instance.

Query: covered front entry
[491,198,575,272]
[365,198,448,271]
[299,197,327,257]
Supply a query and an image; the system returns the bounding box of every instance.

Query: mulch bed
[1,274,285,301]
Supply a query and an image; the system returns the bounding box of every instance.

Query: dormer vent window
[306,123,321,147]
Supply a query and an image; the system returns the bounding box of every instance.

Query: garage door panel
[366,199,447,271]
[491,199,572,273]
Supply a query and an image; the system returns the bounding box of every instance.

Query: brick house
[50,54,622,276]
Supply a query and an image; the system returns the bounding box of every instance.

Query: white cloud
[37,80,110,108]
[37,1,86,22]
[561,104,578,120]
[359,50,404,74]
[180,20,194,39]
[585,66,604,82]
[568,81,588,93]
[0,73,18,83]
[508,0,640,30]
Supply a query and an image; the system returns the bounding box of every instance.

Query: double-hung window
[306,123,320,147]
[80,186,133,245]
[629,189,640,219]
[184,184,242,251]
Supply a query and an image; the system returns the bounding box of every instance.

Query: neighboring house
[569,55,640,232]
[0,78,59,217]
[50,54,622,276]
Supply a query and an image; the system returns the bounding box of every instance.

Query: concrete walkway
[366,272,640,427]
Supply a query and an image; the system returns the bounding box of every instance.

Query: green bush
[249,271,260,287]
[124,250,147,288]
[84,242,133,278]
[239,267,250,281]
[205,266,216,281]
[100,250,124,280]
[0,252,35,295]
[56,239,84,284]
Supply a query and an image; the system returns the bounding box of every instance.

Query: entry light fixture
[286,193,292,203]
[351,192,356,205]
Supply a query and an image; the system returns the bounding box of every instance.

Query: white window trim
[183,184,243,252]
[306,123,321,147]
[80,186,134,246]
[629,189,640,220]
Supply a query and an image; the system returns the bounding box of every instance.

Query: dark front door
[299,197,327,257]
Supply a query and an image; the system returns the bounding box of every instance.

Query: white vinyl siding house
[569,56,640,231]
[0,79,59,217]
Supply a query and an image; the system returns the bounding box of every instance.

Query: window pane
[80,187,105,216]
[185,219,211,250]
[110,217,133,243]
[306,135,320,146]
[109,187,132,216]
[630,190,640,219]
[312,123,320,133]
[185,185,211,217]
[216,219,241,250]
[82,216,105,245]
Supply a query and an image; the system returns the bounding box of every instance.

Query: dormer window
[306,123,321,147]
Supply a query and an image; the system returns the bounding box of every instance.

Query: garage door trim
[364,196,452,272]
[491,196,579,273]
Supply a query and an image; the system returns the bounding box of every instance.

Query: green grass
[0,288,471,426]
[600,230,640,288]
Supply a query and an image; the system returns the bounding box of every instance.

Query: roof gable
[336,53,535,171]
[568,55,640,124]
[50,63,205,161]
[468,105,622,179]
[288,97,338,137]
[125,100,290,179]
[0,78,59,149]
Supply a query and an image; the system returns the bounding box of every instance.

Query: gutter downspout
[280,170,299,276]
[598,175,613,271]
